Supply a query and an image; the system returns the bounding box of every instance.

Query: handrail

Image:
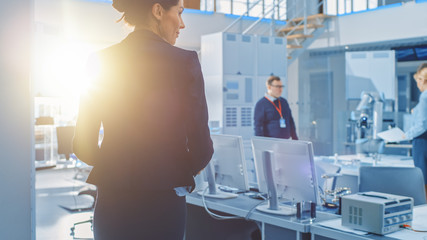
[222,0,264,32]
[284,16,305,37]
[242,2,277,35]
[284,0,325,37]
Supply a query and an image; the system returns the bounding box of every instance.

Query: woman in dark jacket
[72,0,213,239]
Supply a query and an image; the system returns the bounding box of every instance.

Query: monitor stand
[197,161,238,199]
[256,151,296,215]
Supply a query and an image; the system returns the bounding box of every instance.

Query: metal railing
[242,0,285,35]
[201,0,415,19]
[284,0,325,36]
[222,0,264,32]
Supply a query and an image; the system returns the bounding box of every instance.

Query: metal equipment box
[341,191,413,235]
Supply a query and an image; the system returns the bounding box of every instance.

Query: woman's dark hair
[112,0,179,26]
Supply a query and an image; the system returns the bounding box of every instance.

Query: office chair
[56,126,97,238]
[359,166,427,206]
[56,126,97,211]
[56,126,75,161]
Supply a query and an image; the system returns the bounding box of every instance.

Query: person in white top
[403,63,427,201]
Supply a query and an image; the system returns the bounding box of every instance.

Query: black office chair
[56,126,97,239]
[56,126,75,161]
[56,126,97,210]
[359,166,427,206]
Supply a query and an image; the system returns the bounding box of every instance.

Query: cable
[245,196,268,220]
[200,187,242,220]
[200,187,268,221]
[400,224,427,232]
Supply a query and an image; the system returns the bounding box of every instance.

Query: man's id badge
[280,118,286,128]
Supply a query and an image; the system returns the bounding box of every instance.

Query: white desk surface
[316,154,414,176]
[385,144,412,149]
[311,204,427,240]
[186,193,337,233]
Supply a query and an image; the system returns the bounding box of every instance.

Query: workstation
[1,0,427,239]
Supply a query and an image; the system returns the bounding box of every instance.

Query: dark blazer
[254,96,298,140]
[73,29,213,191]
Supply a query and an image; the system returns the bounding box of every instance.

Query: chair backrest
[315,161,341,193]
[56,126,75,160]
[359,166,427,206]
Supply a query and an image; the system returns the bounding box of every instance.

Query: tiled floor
[36,164,95,240]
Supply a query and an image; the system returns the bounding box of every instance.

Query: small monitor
[197,134,249,199]
[252,137,320,204]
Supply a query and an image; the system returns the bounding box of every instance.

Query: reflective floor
[36,163,95,240]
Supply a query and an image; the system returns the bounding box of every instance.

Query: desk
[316,155,415,193]
[310,205,427,240]
[185,193,337,240]
[384,144,412,149]
[385,143,412,156]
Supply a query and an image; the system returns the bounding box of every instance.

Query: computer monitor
[252,137,320,205]
[197,134,249,199]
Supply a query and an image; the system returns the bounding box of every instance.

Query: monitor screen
[208,134,249,192]
[252,137,319,204]
[395,47,417,61]
[415,46,427,60]
[394,45,427,62]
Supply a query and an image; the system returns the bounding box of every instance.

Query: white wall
[178,11,280,50]
[309,1,427,49]
[287,57,300,134]
[34,0,427,56]
[34,0,282,51]
[0,0,35,239]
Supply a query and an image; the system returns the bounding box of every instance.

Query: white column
[0,0,35,239]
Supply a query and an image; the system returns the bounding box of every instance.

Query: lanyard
[265,97,283,118]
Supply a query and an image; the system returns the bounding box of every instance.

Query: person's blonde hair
[417,63,427,80]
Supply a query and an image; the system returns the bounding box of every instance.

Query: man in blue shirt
[254,76,298,139]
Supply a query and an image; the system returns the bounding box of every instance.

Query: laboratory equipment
[350,91,386,156]
[341,191,413,235]
[296,201,316,221]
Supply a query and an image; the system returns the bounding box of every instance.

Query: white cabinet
[223,33,256,75]
[345,50,396,100]
[201,32,287,140]
[256,36,287,76]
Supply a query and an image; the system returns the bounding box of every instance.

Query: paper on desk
[317,218,368,235]
[377,127,406,143]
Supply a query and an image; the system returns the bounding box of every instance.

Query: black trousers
[413,131,427,185]
[93,186,186,240]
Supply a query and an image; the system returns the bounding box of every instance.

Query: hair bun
[112,0,127,12]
